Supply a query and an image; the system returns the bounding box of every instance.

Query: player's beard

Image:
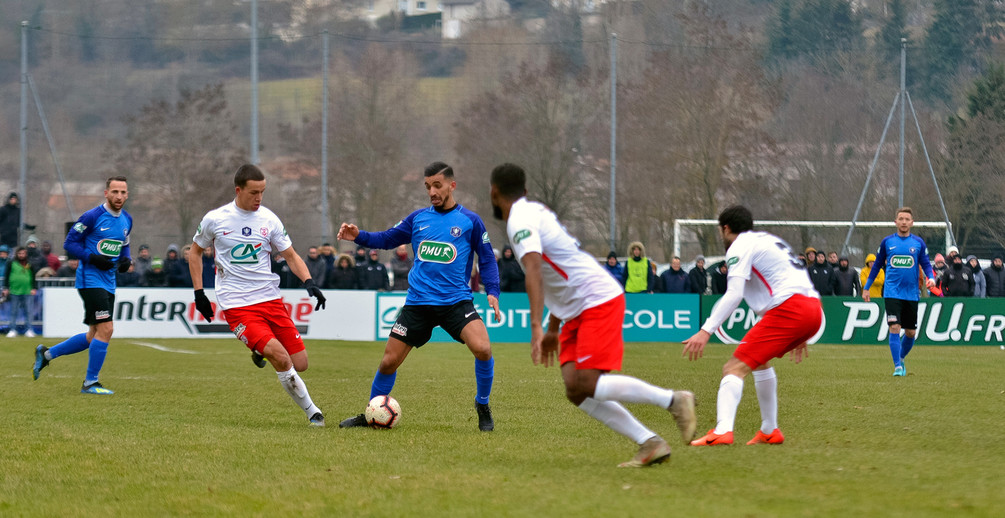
[491,202,503,220]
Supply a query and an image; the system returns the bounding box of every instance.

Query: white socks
[714,374,744,434]
[277,368,320,417]
[578,397,656,445]
[752,367,778,433]
[593,374,675,409]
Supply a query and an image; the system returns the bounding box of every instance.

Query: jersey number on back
[775,240,805,270]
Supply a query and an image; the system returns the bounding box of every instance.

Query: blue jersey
[65,204,132,292]
[865,233,933,301]
[355,204,500,306]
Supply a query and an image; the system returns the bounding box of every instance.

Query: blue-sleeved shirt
[355,204,500,306]
[865,233,933,301]
[65,204,132,292]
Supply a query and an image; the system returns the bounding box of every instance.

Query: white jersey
[507,198,622,321]
[192,201,293,310]
[722,230,819,315]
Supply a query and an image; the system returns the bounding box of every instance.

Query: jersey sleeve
[507,209,542,262]
[724,243,752,281]
[120,212,133,261]
[64,209,98,262]
[918,240,934,279]
[270,218,293,253]
[470,214,500,298]
[355,211,416,250]
[192,213,216,250]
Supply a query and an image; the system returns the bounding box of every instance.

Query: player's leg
[81,321,115,394]
[885,298,905,375]
[339,337,413,428]
[261,338,324,426]
[458,318,495,431]
[898,301,919,371]
[748,363,784,445]
[901,329,916,361]
[35,331,90,380]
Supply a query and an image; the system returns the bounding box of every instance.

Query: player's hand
[540,329,559,367]
[789,342,809,364]
[487,294,502,323]
[925,277,936,289]
[682,330,711,361]
[862,291,870,302]
[337,223,359,241]
[530,324,547,366]
[303,278,326,310]
[89,254,115,271]
[194,289,214,322]
[117,257,132,273]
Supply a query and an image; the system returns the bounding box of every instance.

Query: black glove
[194,289,214,322]
[304,278,326,310]
[117,257,132,273]
[89,254,115,271]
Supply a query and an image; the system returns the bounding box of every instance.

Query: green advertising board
[702,295,1005,346]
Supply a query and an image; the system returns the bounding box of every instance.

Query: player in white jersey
[490,163,696,467]
[683,205,822,446]
[188,164,328,426]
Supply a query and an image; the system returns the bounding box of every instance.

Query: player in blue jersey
[337,161,503,431]
[33,177,133,394]
[862,207,936,377]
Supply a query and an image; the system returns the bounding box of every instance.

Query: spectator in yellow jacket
[860,253,884,298]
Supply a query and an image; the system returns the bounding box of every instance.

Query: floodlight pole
[250,0,259,164]
[321,30,330,243]
[19,21,28,245]
[609,32,617,254]
[898,38,906,207]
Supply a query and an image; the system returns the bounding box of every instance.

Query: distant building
[441,0,511,39]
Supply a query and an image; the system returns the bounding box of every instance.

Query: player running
[33,177,133,394]
[683,205,821,446]
[188,164,328,426]
[490,163,696,467]
[862,207,935,377]
[337,161,502,431]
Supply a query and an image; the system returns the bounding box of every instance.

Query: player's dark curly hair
[490,163,526,200]
[424,161,454,178]
[718,205,754,234]
[105,176,127,188]
[234,164,265,187]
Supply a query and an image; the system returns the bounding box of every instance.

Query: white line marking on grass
[130,341,201,354]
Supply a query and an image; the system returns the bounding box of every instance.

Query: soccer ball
[365,395,401,429]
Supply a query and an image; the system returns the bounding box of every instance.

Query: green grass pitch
[3,337,1003,516]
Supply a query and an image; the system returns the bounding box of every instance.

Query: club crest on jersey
[450,226,461,237]
[890,255,915,268]
[96,239,124,256]
[242,227,252,237]
[417,240,457,263]
[482,231,490,244]
[261,227,268,237]
[230,243,263,264]
[73,222,86,233]
[513,229,531,244]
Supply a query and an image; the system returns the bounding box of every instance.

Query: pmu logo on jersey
[230,243,263,264]
[890,255,915,268]
[513,229,531,244]
[96,239,124,256]
[417,240,457,263]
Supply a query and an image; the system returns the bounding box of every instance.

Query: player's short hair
[424,161,453,179]
[718,205,754,234]
[896,206,913,218]
[234,164,265,187]
[105,176,127,188]
[490,163,526,200]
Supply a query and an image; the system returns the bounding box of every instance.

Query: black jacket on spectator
[688,266,708,295]
[117,269,141,287]
[144,268,167,287]
[985,259,1005,297]
[304,255,327,288]
[832,263,861,296]
[659,267,690,293]
[358,257,390,291]
[201,254,215,289]
[711,262,728,294]
[498,246,525,292]
[808,262,836,296]
[326,253,357,289]
[0,193,20,248]
[940,263,974,297]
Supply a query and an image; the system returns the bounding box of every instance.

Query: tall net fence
[2,1,1002,264]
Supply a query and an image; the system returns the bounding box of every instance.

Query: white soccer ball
[365,395,401,429]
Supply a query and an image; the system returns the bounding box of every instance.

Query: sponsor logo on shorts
[464,311,477,319]
[513,229,531,244]
[890,255,915,268]
[233,323,249,345]
[417,240,457,264]
[577,355,592,363]
[95,310,110,320]
[96,239,124,256]
[392,323,408,336]
[230,243,263,264]
[887,315,898,323]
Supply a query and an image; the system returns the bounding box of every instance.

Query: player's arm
[348,213,415,250]
[188,241,216,321]
[919,246,936,288]
[682,275,745,361]
[280,246,327,310]
[521,251,557,367]
[472,218,502,322]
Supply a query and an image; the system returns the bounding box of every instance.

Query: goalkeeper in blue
[33,177,133,394]
[337,161,503,431]
[862,207,936,377]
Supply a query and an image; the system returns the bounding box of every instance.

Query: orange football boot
[746,428,785,445]
[690,429,733,446]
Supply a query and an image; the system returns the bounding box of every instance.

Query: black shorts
[79,288,115,326]
[884,298,918,330]
[389,300,483,348]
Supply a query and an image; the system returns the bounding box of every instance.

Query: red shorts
[558,295,625,371]
[221,299,305,356]
[734,294,822,369]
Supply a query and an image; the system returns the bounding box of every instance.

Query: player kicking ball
[188,164,328,426]
[683,206,821,446]
[490,163,696,467]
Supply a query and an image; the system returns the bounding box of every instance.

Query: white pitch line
[130,341,201,354]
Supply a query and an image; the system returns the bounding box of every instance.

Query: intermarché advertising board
[703,295,1005,346]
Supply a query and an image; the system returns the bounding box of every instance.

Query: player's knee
[564,384,589,405]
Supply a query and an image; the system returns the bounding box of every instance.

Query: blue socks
[901,335,915,360]
[85,339,109,385]
[889,334,903,367]
[47,333,90,359]
[370,371,397,400]
[475,357,494,405]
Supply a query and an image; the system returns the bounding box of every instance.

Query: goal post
[672,219,952,259]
